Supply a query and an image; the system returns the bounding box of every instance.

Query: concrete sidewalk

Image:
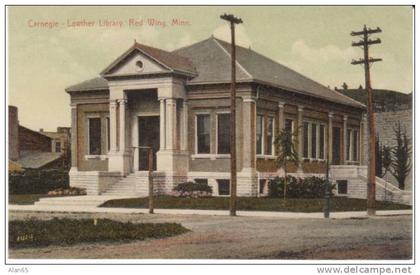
[8,203,412,219]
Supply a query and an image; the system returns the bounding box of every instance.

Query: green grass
[9,218,189,248]
[9,194,51,205]
[100,196,411,212]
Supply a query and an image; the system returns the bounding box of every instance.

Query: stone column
[297,105,304,172]
[159,98,166,151]
[328,112,334,163]
[361,113,368,165]
[118,99,127,153]
[343,115,348,164]
[182,99,188,151]
[70,104,78,170]
[242,96,256,171]
[109,100,118,153]
[278,102,285,133]
[166,98,177,150]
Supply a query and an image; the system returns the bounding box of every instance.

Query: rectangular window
[352,130,358,161]
[267,117,274,155]
[256,115,264,155]
[346,129,352,161]
[311,123,317,158]
[285,119,293,133]
[217,113,230,154]
[303,122,309,158]
[196,114,210,154]
[55,141,61,153]
[319,125,325,159]
[88,117,102,155]
[217,179,230,196]
[337,180,348,194]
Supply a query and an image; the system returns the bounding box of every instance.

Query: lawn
[100,196,411,212]
[9,218,189,248]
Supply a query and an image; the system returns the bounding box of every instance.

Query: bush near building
[172,181,213,198]
[9,169,69,194]
[268,176,335,199]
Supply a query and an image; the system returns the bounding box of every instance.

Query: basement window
[217,179,230,196]
[337,180,348,194]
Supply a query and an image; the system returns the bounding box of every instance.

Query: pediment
[101,48,170,76]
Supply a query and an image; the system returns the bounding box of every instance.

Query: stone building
[66,37,407,201]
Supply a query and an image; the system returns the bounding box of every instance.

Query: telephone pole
[351,25,382,216]
[220,13,243,216]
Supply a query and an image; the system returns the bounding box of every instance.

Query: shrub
[268,176,335,199]
[9,218,189,248]
[9,169,69,195]
[172,181,212,198]
[47,187,86,196]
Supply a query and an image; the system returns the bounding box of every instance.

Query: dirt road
[8,211,412,260]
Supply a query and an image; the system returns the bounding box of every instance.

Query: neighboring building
[39,127,71,169]
[8,105,68,171]
[65,37,408,203]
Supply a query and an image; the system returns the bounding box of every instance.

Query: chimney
[39,128,44,132]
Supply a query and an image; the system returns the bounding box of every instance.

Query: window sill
[257,155,276,160]
[85,155,108,160]
[302,158,327,163]
[191,154,231,160]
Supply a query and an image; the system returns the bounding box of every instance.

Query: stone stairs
[358,175,412,205]
[101,172,149,197]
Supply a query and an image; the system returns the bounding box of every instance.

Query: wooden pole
[220,13,243,217]
[351,25,382,216]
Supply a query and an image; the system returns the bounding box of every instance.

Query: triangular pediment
[101,48,170,76]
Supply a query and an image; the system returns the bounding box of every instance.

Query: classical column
[166,98,177,150]
[109,100,118,153]
[297,105,304,173]
[278,102,285,133]
[242,96,256,171]
[328,112,334,163]
[118,99,127,153]
[159,98,166,151]
[182,99,188,151]
[361,113,368,165]
[343,115,348,164]
[70,104,78,169]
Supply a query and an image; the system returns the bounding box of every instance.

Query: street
[8,211,412,260]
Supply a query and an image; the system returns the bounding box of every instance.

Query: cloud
[291,39,357,63]
[212,24,252,47]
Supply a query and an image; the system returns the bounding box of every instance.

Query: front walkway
[8,195,412,219]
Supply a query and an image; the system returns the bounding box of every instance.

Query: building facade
[67,37,386,199]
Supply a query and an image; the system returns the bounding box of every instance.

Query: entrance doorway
[332,127,341,165]
[138,116,160,170]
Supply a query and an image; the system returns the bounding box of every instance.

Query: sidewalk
[8,203,412,219]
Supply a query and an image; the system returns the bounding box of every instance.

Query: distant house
[8,105,70,171]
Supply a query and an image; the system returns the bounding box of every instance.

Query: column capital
[242,95,256,103]
[328,112,334,118]
[109,100,118,107]
[278,101,285,108]
[118,98,127,104]
[343,115,348,121]
[298,105,304,112]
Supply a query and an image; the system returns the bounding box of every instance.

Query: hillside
[335,86,412,112]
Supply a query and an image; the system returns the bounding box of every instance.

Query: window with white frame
[88,117,102,155]
[266,116,274,155]
[256,115,264,155]
[217,113,230,154]
[346,129,359,161]
[196,114,211,154]
[303,121,326,160]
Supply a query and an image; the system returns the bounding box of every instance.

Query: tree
[391,122,412,189]
[274,127,300,201]
[342,82,348,91]
[381,145,392,178]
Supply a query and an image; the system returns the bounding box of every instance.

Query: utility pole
[351,25,382,216]
[220,13,243,216]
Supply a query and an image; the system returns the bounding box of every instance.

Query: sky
[7,6,413,131]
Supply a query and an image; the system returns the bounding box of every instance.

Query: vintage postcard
[4,4,415,273]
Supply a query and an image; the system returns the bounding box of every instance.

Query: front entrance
[138,116,160,170]
[332,127,341,165]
